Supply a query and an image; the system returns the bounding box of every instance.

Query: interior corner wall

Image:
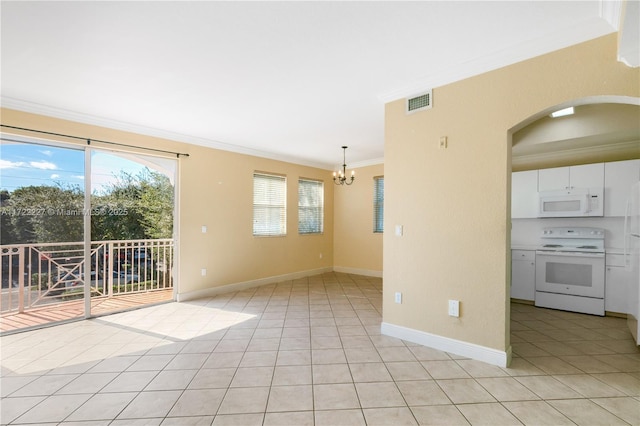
[333,163,384,276]
[382,34,640,361]
[0,109,335,298]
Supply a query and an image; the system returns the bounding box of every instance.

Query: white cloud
[73,175,85,180]
[40,150,53,157]
[29,160,57,170]
[50,174,60,179]
[0,159,26,169]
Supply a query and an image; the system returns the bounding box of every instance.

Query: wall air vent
[406,90,432,114]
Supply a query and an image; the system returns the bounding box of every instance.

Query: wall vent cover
[406,90,432,114]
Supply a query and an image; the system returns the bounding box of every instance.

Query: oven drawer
[512,250,535,261]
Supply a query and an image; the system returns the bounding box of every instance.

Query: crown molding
[512,140,640,169]
[0,97,336,170]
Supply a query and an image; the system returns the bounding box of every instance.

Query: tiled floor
[1,272,638,425]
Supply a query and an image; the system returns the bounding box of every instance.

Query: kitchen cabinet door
[569,163,604,188]
[538,167,569,191]
[604,159,640,217]
[512,170,539,218]
[511,250,535,301]
[605,266,630,314]
[538,163,604,191]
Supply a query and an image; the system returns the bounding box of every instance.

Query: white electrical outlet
[201,268,207,276]
[202,225,207,233]
[395,292,402,304]
[395,225,403,237]
[448,300,459,317]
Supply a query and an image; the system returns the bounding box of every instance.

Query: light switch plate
[448,300,459,317]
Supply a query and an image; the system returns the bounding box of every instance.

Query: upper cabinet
[512,170,539,219]
[604,159,640,217]
[538,163,604,192]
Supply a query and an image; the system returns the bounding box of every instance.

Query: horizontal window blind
[298,178,324,234]
[253,173,286,236]
[373,176,384,233]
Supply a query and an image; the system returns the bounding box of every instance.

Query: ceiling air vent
[406,90,432,114]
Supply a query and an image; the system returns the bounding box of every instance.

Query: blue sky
[0,142,156,194]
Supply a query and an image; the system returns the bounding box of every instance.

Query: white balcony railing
[0,239,173,314]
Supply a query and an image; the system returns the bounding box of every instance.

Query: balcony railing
[1,239,173,314]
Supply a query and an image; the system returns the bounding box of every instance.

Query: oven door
[535,251,605,298]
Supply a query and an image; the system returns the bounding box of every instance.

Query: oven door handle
[535,250,604,258]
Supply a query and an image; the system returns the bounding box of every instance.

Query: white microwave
[538,188,604,218]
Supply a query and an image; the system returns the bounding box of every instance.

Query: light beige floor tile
[266,385,313,412]
[548,398,629,425]
[263,411,314,426]
[230,366,273,387]
[456,359,509,378]
[559,355,621,373]
[504,357,546,376]
[272,364,312,385]
[515,376,582,399]
[349,362,393,382]
[595,354,640,372]
[188,368,235,389]
[408,346,451,361]
[239,350,277,367]
[109,417,164,425]
[117,390,183,419]
[280,337,311,350]
[412,405,470,425]
[66,392,138,421]
[217,386,270,415]
[211,413,264,425]
[341,335,375,349]
[164,353,208,370]
[525,356,583,375]
[377,346,416,362]
[275,349,311,365]
[511,342,552,357]
[314,409,366,426]
[362,407,418,425]
[312,336,343,349]
[313,383,361,410]
[161,416,215,425]
[145,369,197,391]
[476,377,540,402]
[355,382,406,408]
[126,354,174,371]
[592,396,640,425]
[502,401,574,425]
[313,363,353,384]
[553,374,626,397]
[202,351,243,369]
[386,361,431,381]
[421,361,470,379]
[56,372,118,394]
[16,393,92,423]
[101,371,158,392]
[168,388,225,417]
[87,355,140,373]
[456,402,521,426]
[396,380,450,406]
[0,396,46,424]
[11,373,78,396]
[591,372,640,396]
[345,348,382,363]
[436,379,495,404]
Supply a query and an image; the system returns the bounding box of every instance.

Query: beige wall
[0,109,335,297]
[333,163,384,275]
[383,34,639,354]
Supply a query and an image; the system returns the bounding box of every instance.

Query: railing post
[108,241,114,298]
[18,246,25,313]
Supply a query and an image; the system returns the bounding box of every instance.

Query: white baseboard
[177,267,333,302]
[381,322,512,367]
[333,266,382,278]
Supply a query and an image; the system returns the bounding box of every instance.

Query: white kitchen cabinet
[605,254,631,314]
[538,163,604,191]
[512,170,539,218]
[604,159,640,217]
[511,250,535,301]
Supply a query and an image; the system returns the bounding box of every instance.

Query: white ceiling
[0,1,630,169]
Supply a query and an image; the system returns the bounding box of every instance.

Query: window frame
[298,177,324,235]
[253,172,287,237]
[373,175,384,233]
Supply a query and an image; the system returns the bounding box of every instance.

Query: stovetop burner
[537,227,605,253]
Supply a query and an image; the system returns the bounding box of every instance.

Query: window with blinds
[298,178,324,234]
[373,176,384,233]
[253,172,286,236]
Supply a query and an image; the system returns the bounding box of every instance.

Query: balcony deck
[0,289,173,334]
